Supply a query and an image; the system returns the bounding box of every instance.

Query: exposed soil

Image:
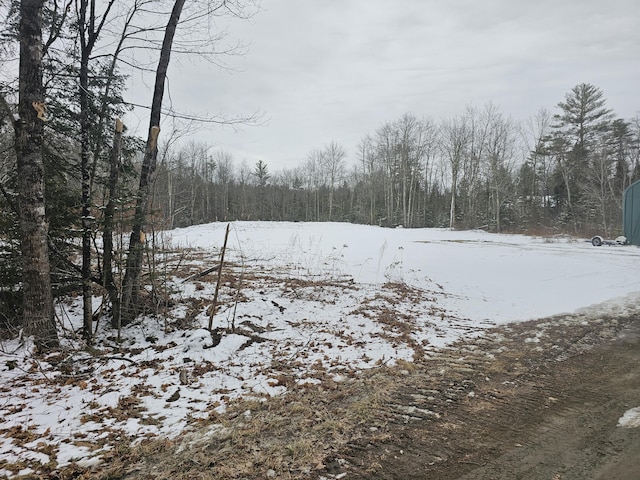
[331,313,640,480]
[84,310,640,480]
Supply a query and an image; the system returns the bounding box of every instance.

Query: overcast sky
[125,0,640,171]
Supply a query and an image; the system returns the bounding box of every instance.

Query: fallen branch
[181,265,220,283]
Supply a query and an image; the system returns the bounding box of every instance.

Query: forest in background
[0,1,639,348]
[153,85,639,237]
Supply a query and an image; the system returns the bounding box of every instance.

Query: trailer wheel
[591,235,603,246]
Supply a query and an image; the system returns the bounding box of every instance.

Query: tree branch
[125,101,264,127]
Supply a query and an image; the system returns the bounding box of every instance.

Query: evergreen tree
[549,83,613,232]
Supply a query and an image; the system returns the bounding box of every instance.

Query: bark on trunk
[120,0,186,325]
[104,119,123,329]
[449,175,457,229]
[14,0,58,350]
[77,0,119,340]
[80,19,93,341]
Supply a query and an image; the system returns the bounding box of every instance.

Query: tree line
[0,2,638,351]
[153,86,639,236]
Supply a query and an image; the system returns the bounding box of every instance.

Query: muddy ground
[89,310,640,480]
[329,312,640,480]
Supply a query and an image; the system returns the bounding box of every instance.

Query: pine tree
[550,83,613,232]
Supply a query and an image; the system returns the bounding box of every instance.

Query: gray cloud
[126,0,640,170]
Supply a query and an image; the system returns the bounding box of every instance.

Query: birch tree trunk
[14,0,58,350]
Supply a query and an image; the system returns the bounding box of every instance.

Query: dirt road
[332,313,640,480]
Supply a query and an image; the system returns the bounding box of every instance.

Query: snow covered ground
[3,221,640,477]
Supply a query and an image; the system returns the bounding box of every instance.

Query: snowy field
[3,221,640,477]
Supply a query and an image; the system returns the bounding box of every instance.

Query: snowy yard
[2,221,640,477]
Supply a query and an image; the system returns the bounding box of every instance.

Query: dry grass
[347,282,443,361]
[66,365,401,480]
[3,243,447,478]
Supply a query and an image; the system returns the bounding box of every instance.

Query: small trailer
[590,235,627,247]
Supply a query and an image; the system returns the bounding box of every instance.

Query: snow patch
[3,221,640,475]
[618,407,640,428]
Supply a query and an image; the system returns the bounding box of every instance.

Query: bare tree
[584,143,616,235]
[213,149,234,220]
[375,121,399,226]
[321,141,346,221]
[78,0,258,326]
[76,0,117,341]
[420,119,440,226]
[103,118,123,329]
[394,113,434,227]
[460,105,490,225]
[517,108,555,227]
[357,135,377,225]
[120,0,186,324]
[304,148,323,221]
[440,115,470,229]
[481,104,518,232]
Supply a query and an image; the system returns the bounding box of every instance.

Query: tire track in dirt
[455,339,640,480]
[94,311,639,480]
[327,313,640,479]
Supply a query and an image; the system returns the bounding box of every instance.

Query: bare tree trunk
[79,0,93,341]
[14,0,58,350]
[121,0,186,324]
[168,170,174,228]
[495,186,501,233]
[75,0,118,341]
[329,188,335,222]
[104,118,123,329]
[449,176,457,229]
